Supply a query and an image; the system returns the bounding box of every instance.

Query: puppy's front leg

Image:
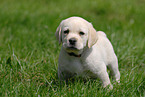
[58,68,64,80]
[58,68,74,81]
[98,70,113,89]
[108,55,120,83]
[58,68,69,80]
[95,63,113,89]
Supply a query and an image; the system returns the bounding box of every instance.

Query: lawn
[0,0,144,96]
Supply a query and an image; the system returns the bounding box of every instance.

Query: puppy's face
[56,17,98,55]
[61,18,89,54]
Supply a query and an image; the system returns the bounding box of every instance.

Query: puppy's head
[55,17,98,55]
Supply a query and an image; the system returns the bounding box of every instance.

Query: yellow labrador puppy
[55,17,120,89]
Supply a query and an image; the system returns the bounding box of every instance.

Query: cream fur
[55,17,120,89]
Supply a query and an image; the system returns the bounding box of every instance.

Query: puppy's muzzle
[69,38,77,46]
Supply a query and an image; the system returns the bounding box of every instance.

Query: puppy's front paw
[103,83,113,90]
[109,84,113,90]
[116,79,120,83]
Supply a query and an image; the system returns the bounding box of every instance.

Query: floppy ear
[88,24,98,48]
[55,25,62,44]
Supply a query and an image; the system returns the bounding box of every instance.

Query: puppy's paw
[103,83,113,90]
[116,80,120,83]
[115,78,120,83]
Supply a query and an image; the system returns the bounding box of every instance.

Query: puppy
[55,17,120,89]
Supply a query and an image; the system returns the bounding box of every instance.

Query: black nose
[69,38,77,45]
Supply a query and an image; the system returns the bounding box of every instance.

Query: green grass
[0,0,145,96]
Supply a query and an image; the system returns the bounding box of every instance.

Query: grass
[0,0,145,96]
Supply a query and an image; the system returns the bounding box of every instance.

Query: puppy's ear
[88,23,98,48]
[55,25,62,44]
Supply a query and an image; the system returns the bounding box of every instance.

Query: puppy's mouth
[65,45,83,57]
[67,46,78,50]
[66,46,82,57]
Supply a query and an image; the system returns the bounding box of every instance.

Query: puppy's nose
[69,38,77,45]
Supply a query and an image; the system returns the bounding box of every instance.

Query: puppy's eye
[79,32,85,35]
[64,30,69,35]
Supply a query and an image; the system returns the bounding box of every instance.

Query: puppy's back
[97,31,106,37]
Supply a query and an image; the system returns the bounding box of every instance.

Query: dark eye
[79,31,85,35]
[64,30,69,34]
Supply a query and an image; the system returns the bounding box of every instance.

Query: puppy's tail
[97,31,106,37]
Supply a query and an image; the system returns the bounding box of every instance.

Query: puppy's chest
[63,58,97,78]
[63,58,85,75]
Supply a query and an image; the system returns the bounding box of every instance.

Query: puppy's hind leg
[108,56,120,83]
